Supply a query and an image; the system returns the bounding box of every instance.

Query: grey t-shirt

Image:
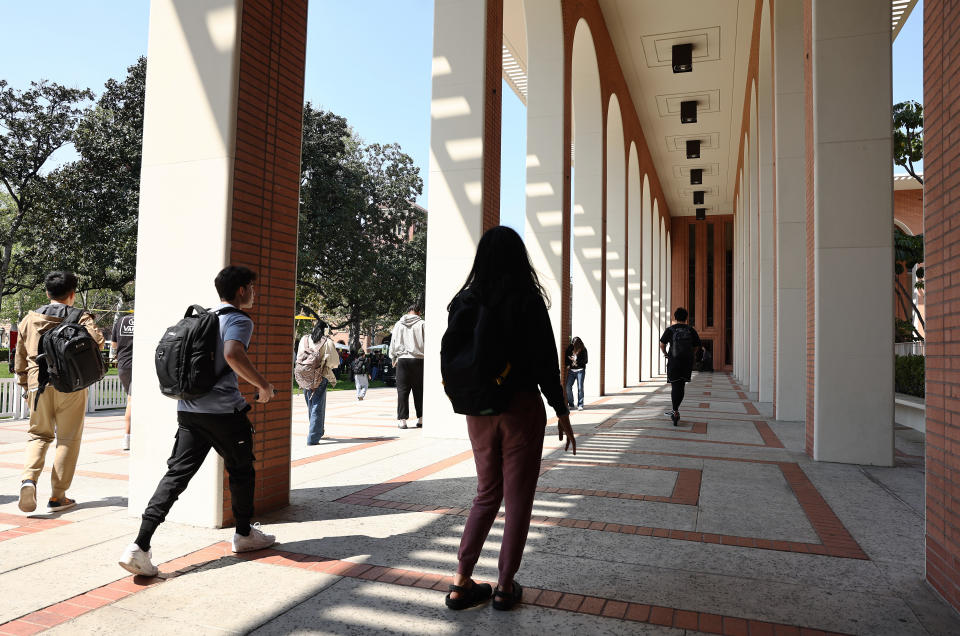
[178,303,253,414]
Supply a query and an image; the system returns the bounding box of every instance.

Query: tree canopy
[297,104,425,349]
[893,100,923,185]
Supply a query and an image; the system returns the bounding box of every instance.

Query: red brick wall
[895,189,924,235]
[482,0,503,232]
[223,0,308,523]
[923,0,960,613]
[803,0,815,456]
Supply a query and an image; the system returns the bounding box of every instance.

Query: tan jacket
[15,304,105,391]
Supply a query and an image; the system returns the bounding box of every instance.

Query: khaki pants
[22,388,88,499]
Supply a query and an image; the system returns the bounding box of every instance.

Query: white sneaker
[18,480,36,513]
[118,543,158,577]
[122,434,131,451]
[416,418,423,428]
[577,406,584,411]
[398,420,408,429]
[231,523,276,553]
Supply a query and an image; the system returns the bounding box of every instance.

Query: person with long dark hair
[564,336,588,410]
[295,320,339,444]
[443,226,576,612]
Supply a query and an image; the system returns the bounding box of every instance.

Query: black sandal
[492,581,523,611]
[445,580,492,610]
[671,411,680,426]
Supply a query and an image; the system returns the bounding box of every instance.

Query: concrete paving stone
[249,576,683,636]
[861,465,925,518]
[530,492,699,531]
[0,512,135,574]
[601,421,767,445]
[107,558,340,633]
[543,451,704,471]
[696,461,819,543]
[801,461,925,563]
[871,559,960,636]
[45,605,231,635]
[538,464,678,498]
[519,551,926,635]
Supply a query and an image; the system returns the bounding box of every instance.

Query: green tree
[894,226,924,341]
[893,100,923,185]
[0,79,93,307]
[12,58,145,300]
[297,104,425,351]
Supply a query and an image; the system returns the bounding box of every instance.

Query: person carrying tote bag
[295,321,338,444]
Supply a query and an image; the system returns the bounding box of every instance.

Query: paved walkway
[0,374,956,635]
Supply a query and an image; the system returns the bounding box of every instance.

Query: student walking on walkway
[564,337,588,410]
[119,266,278,577]
[660,307,701,426]
[388,304,425,429]
[110,312,135,450]
[16,271,105,513]
[296,320,339,444]
[442,226,576,612]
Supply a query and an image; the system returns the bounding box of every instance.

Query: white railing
[0,375,127,420]
[895,342,925,357]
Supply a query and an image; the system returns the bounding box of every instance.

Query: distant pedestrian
[16,271,106,514]
[118,266,277,577]
[352,350,371,400]
[660,307,701,426]
[564,337,588,410]
[441,226,575,612]
[295,321,339,445]
[388,304,425,429]
[110,312,135,451]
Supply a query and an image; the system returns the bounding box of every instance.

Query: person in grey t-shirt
[118,266,279,578]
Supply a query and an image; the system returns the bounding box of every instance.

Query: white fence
[0,375,128,420]
[895,342,925,357]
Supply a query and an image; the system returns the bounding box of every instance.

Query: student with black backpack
[352,350,370,400]
[118,266,277,577]
[15,271,106,514]
[659,307,701,426]
[440,226,576,612]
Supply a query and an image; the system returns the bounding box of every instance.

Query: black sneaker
[48,497,76,512]
[671,411,680,426]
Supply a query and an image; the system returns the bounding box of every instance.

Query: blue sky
[2,0,922,230]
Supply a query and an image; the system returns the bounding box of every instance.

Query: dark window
[707,223,715,327]
[725,221,734,365]
[688,223,696,326]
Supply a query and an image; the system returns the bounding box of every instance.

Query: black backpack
[670,325,696,363]
[351,356,368,376]
[155,305,241,400]
[36,307,106,400]
[440,291,513,416]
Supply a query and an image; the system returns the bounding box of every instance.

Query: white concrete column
[626,146,642,384]
[736,193,743,381]
[641,178,654,381]
[604,96,626,392]
[423,0,495,439]
[659,216,667,376]
[749,94,761,394]
[811,0,893,465]
[130,0,244,526]
[757,4,776,404]
[652,206,661,376]
[773,0,807,421]
[524,0,564,345]
[571,20,604,398]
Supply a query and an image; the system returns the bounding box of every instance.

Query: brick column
[923,0,960,613]
[130,0,305,527]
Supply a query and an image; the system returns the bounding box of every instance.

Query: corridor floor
[0,373,956,635]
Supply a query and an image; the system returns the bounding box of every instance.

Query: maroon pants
[456,391,546,588]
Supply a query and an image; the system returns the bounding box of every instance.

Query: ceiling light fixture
[686,139,701,159]
[696,208,706,220]
[681,100,697,124]
[693,190,705,205]
[672,43,693,73]
[690,169,703,185]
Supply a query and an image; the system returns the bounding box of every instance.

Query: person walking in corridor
[118,266,278,577]
[442,226,576,612]
[296,320,339,444]
[352,349,371,400]
[388,304,425,429]
[110,312,135,451]
[564,337,588,410]
[16,271,105,514]
[660,307,701,426]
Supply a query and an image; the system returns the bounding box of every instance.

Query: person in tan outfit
[16,271,105,513]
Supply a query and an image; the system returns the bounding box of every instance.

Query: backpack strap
[64,307,86,325]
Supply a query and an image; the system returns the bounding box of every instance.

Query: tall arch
[604,94,626,392]
[659,215,667,376]
[641,175,653,381]
[523,0,565,349]
[757,5,776,405]
[571,18,603,399]
[749,81,760,393]
[627,145,643,384]
[651,200,661,377]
